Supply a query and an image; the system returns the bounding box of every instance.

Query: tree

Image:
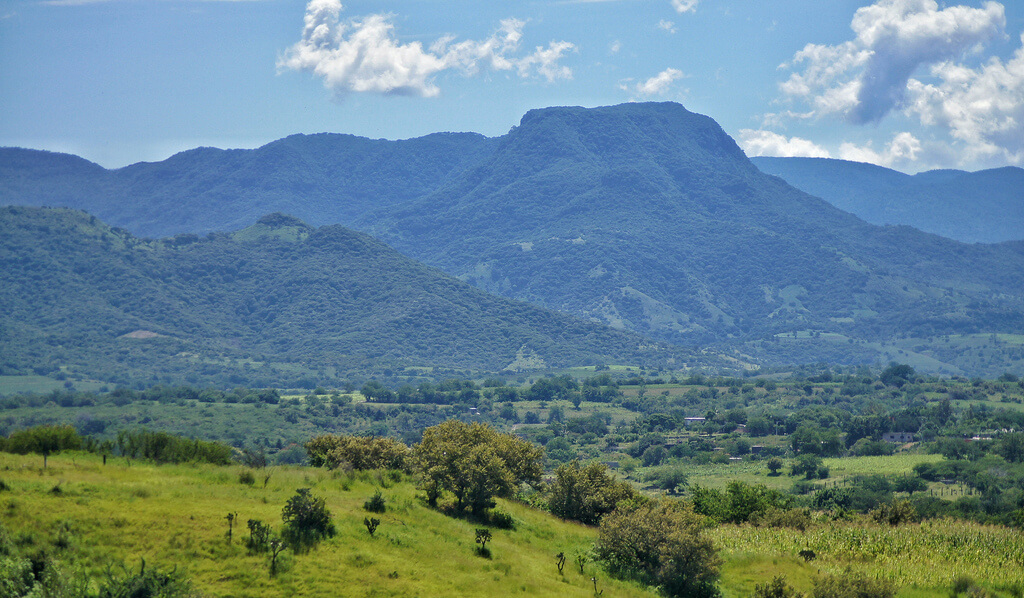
[281,488,335,552]
[879,363,915,388]
[304,434,410,471]
[548,461,637,525]
[597,499,721,598]
[5,425,82,468]
[414,420,543,516]
[997,432,1024,463]
[766,457,784,476]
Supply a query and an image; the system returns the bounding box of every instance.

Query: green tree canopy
[597,499,721,598]
[548,460,637,525]
[4,424,82,468]
[414,420,543,516]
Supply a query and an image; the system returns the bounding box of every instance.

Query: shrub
[238,470,256,486]
[364,490,386,513]
[246,519,271,553]
[750,508,813,531]
[812,569,894,598]
[281,488,335,552]
[597,499,721,598]
[489,510,515,530]
[754,575,806,598]
[870,499,918,526]
[305,435,410,471]
[98,560,199,598]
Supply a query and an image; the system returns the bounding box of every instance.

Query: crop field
[713,519,1024,594]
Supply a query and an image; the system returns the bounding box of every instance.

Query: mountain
[0,206,706,388]
[4,103,1024,376]
[0,132,497,238]
[750,157,1024,244]
[362,103,1024,375]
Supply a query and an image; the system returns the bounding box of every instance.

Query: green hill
[751,157,1024,244]
[0,132,496,238]
[0,206,708,388]
[0,451,659,598]
[365,103,1024,375]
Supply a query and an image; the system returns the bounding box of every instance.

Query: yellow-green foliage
[0,451,656,597]
[712,519,1024,594]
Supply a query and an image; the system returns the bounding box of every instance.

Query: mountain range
[3,102,1024,377]
[0,207,701,388]
[751,157,1024,244]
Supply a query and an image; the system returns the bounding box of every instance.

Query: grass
[0,451,656,598]
[3,451,1023,597]
[0,375,107,396]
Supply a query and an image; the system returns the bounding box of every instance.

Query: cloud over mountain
[278,0,575,98]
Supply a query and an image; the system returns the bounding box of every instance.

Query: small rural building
[683,417,706,427]
[882,432,915,443]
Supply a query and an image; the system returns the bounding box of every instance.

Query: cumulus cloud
[772,0,1024,168]
[738,129,832,158]
[620,68,685,97]
[780,0,1005,123]
[671,0,698,14]
[278,0,576,98]
[838,132,924,167]
[657,20,677,34]
[904,33,1024,165]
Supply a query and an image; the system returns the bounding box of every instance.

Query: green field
[2,451,1023,597]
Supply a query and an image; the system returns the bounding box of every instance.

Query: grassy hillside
[0,206,711,388]
[2,451,1023,597]
[0,451,656,597]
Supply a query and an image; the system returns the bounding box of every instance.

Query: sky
[1,0,1023,173]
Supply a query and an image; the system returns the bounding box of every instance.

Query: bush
[755,575,806,598]
[305,434,411,472]
[238,470,256,486]
[597,499,721,598]
[489,510,515,530]
[870,499,918,526]
[281,488,335,552]
[812,569,895,598]
[364,490,386,513]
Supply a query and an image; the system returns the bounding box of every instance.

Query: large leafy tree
[4,425,82,468]
[548,460,636,525]
[597,499,721,598]
[414,420,543,516]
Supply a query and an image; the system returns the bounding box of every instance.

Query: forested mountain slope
[751,156,1024,244]
[0,132,497,238]
[4,103,1024,375]
[0,207,702,387]
[363,104,1024,366]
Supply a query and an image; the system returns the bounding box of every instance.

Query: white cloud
[621,68,684,97]
[770,0,1024,168]
[738,129,832,158]
[904,33,1024,165]
[780,0,1005,123]
[657,20,676,34]
[609,40,622,54]
[838,132,923,167]
[671,0,698,14]
[278,0,576,98]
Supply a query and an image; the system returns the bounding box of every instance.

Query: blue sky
[2,0,1022,173]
